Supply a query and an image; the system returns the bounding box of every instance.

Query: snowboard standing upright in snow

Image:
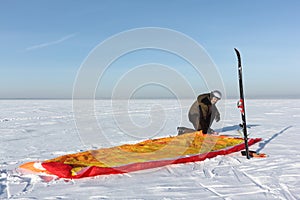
[234,48,251,159]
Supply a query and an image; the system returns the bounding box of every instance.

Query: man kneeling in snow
[178,90,221,135]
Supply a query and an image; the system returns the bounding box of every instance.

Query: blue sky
[1,0,299,99]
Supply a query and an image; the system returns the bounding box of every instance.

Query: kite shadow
[256,125,293,153]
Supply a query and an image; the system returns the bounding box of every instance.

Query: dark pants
[188,101,214,133]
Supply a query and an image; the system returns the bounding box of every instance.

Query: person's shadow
[215,124,260,133]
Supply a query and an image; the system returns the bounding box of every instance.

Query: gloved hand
[208,128,219,135]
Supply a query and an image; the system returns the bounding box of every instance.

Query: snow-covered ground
[0,99,299,199]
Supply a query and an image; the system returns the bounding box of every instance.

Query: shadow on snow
[215,124,260,133]
[256,126,292,153]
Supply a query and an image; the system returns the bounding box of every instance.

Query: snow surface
[0,99,300,199]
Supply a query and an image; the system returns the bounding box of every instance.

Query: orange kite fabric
[19,131,261,179]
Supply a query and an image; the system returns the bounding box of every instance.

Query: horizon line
[1,96,300,100]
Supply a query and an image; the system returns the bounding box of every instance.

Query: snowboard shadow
[256,125,292,153]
